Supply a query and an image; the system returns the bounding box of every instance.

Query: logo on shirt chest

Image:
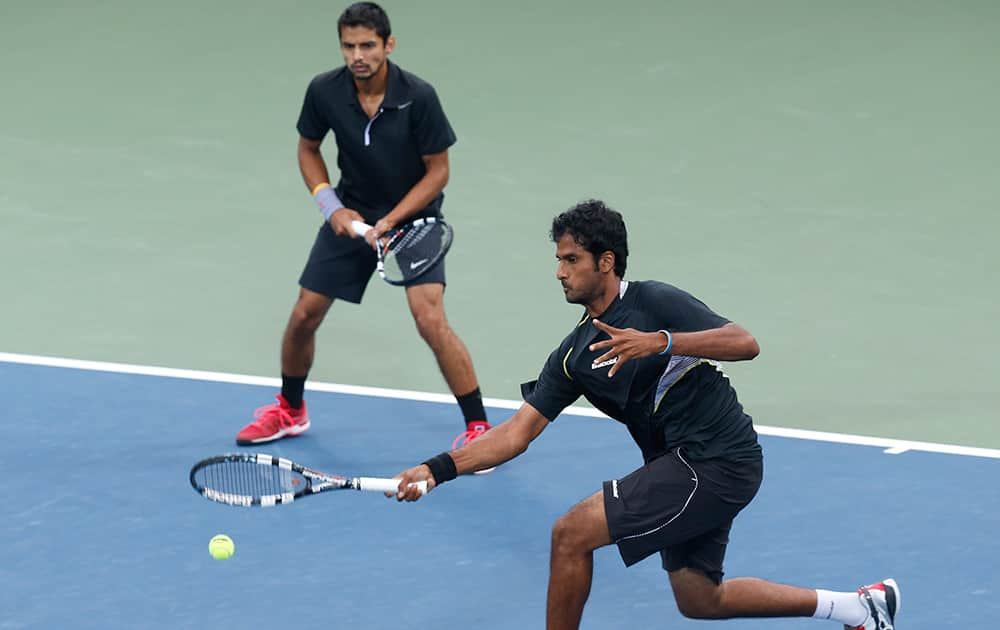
[591,356,619,370]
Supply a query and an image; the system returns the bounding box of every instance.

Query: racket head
[189,453,347,507]
[377,217,453,286]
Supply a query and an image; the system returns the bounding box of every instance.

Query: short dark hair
[338,2,391,42]
[551,199,629,277]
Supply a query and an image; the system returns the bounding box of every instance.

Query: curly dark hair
[338,2,391,42]
[550,199,628,277]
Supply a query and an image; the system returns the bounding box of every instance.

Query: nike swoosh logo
[398,100,413,109]
[410,259,428,270]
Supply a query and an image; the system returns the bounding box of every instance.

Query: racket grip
[351,220,373,236]
[357,477,428,495]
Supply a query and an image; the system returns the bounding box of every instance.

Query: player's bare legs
[281,287,334,376]
[405,283,479,396]
[668,568,817,619]
[546,491,612,630]
[545,490,818,629]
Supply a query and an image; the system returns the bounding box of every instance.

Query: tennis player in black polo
[237,2,491,450]
[393,200,899,630]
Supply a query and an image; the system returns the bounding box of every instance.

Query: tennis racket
[190,453,427,507]
[352,217,453,286]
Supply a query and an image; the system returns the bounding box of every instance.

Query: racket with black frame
[352,217,453,286]
[190,453,426,507]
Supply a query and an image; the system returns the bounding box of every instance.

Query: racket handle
[357,477,428,495]
[351,220,373,236]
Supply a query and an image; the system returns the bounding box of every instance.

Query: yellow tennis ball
[208,534,235,560]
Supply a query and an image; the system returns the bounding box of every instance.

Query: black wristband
[422,452,458,485]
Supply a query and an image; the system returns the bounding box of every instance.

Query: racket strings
[198,460,299,499]
[394,224,429,249]
[383,223,448,282]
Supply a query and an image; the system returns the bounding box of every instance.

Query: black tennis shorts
[603,448,763,584]
[299,222,446,303]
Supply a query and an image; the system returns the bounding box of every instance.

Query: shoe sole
[236,420,311,446]
[473,466,497,475]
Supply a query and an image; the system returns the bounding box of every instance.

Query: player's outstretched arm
[590,320,759,376]
[669,322,759,362]
[393,403,550,502]
[450,402,549,473]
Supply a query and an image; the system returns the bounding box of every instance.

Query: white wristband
[314,186,344,222]
[657,330,673,356]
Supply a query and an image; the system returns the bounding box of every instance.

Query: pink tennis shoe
[236,394,310,445]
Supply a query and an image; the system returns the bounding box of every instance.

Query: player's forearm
[383,164,448,225]
[420,431,518,484]
[450,424,526,474]
[670,323,759,361]
[424,404,546,482]
[297,143,332,193]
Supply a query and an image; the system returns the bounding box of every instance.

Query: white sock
[813,589,868,626]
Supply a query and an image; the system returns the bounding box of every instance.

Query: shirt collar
[580,280,629,327]
[342,60,411,108]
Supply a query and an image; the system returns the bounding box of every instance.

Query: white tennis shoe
[846,578,900,630]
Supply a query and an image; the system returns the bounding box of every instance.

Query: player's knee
[288,304,324,335]
[673,588,724,619]
[413,310,448,343]
[676,600,715,619]
[550,514,585,556]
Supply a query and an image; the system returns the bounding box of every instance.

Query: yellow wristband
[311,182,331,196]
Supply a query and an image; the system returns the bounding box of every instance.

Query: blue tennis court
[2,356,996,628]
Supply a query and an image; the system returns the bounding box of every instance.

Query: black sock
[455,387,487,425]
[281,374,307,409]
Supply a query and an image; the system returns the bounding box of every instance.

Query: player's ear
[598,251,615,274]
[385,35,396,54]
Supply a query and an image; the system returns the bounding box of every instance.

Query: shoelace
[252,400,299,429]
[452,426,487,449]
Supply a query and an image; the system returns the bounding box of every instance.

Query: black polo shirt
[296,60,457,222]
[522,280,761,464]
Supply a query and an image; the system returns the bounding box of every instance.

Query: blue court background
[2,359,996,628]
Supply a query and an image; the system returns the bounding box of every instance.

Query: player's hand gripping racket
[190,453,427,507]
[352,217,453,286]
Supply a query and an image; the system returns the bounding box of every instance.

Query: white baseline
[1,351,997,460]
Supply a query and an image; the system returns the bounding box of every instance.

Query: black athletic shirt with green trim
[522,280,762,464]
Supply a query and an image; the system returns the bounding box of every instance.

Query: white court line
[883,446,911,455]
[3,351,999,460]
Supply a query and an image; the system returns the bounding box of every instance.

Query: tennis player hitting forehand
[393,200,899,630]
